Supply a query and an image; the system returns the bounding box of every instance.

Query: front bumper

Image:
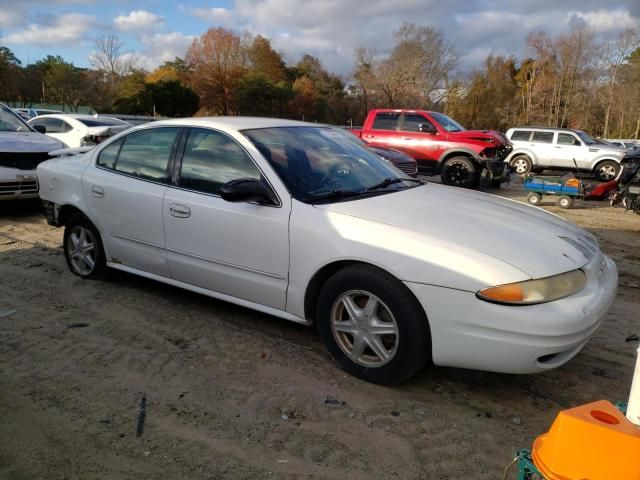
[405,254,618,374]
[0,168,39,200]
[480,157,511,183]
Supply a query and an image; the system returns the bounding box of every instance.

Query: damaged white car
[28,114,131,148]
[36,118,618,384]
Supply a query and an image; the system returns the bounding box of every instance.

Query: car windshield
[575,130,596,145]
[430,112,465,132]
[77,117,130,127]
[243,126,421,203]
[0,107,31,132]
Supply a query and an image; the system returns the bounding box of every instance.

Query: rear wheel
[315,264,430,385]
[594,161,620,181]
[510,155,532,175]
[527,192,542,205]
[441,156,479,188]
[557,195,573,209]
[63,213,108,279]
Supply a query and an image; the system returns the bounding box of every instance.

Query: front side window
[113,127,180,182]
[402,114,435,133]
[557,133,580,146]
[243,126,420,203]
[532,131,554,143]
[575,130,596,145]
[372,112,400,131]
[178,128,261,195]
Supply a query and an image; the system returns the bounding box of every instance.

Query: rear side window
[32,118,72,134]
[113,127,180,182]
[532,131,554,143]
[178,128,260,195]
[96,138,123,169]
[372,112,400,131]
[510,130,531,141]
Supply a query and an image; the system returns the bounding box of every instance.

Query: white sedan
[28,114,131,148]
[36,117,618,384]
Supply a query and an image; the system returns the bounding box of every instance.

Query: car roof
[508,126,580,133]
[148,116,324,130]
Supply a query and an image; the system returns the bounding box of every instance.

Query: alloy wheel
[444,162,471,185]
[598,164,617,180]
[67,225,97,276]
[330,290,399,367]
[512,158,530,174]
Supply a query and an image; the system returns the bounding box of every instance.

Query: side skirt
[106,262,311,326]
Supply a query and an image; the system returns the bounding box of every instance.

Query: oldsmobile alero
[36,117,618,384]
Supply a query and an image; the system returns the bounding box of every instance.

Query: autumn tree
[185,28,249,115]
[0,46,22,102]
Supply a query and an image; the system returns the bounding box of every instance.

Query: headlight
[476,269,586,305]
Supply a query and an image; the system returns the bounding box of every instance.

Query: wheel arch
[507,149,537,165]
[303,260,427,326]
[57,203,92,227]
[437,149,478,172]
[592,158,621,172]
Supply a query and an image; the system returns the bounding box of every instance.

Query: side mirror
[418,123,436,134]
[220,178,277,205]
[33,125,46,134]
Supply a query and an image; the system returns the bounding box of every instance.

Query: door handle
[401,136,412,140]
[364,134,375,139]
[91,185,105,198]
[169,204,191,218]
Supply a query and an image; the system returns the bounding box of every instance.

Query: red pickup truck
[351,109,512,188]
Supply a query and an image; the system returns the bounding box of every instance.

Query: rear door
[163,127,290,309]
[530,131,556,167]
[361,112,402,149]
[82,126,182,276]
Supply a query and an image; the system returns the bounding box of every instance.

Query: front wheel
[63,213,108,279]
[527,192,542,205]
[440,156,479,188]
[594,161,620,181]
[315,265,431,385]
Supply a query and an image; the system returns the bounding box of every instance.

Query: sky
[1,0,639,78]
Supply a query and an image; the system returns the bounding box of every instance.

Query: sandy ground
[1,179,639,480]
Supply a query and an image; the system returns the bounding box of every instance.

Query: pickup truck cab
[351,109,512,188]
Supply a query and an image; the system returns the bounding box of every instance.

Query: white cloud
[3,13,96,45]
[137,32,196,69]
[114,10,164,32]
[573,9,638,32]
[190,7,233,25]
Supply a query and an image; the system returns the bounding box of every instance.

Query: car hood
[0,131,65,152]
[448,129,510,146]
[314,184,598,280]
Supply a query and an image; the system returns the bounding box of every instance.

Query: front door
[396,113,443,173]
[163,127,290,309]
[82,127,182,276]
[554,132,586,169]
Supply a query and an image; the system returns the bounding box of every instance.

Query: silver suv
[505,127,627,181]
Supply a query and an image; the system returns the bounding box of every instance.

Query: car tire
[63,213,108,279]
[557,195,573,209]
[510,155,532,175]
[594,160,620,181]
[440,156,479,188]
[527,192,542,205]
[315,264,431,385]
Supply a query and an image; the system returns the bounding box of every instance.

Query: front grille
[496,144,513,160]
[396,162,417,175]
[0,179,39,196]
[0,152,52,170]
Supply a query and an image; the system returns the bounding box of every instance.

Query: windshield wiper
[309,189,365,204]
[365,177,423,192]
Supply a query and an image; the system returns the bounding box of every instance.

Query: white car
[28,114,131,148]
[36,117,618,384]
[505,127,628,180]
[0,104,65,200]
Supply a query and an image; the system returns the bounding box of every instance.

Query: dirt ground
[1,179,639,480]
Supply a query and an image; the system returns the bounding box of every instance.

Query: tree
[90,34,136,76]
[248,35,286,83]
[0,46,22,101]
[185,27,249,115]
[115,80,199,117]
